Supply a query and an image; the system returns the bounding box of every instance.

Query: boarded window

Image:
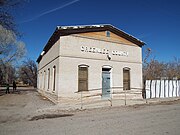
[78,66,88,91]
[123,68,130,90]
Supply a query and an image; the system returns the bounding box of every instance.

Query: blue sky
[13,0,180,62]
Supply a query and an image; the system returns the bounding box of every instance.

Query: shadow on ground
[29,113,74,121]
[0,87,36,96]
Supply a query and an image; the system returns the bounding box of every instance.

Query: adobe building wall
[37,28,143,104]
[58,35,142,98]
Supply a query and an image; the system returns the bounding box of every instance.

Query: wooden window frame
[40,72,42,89]
[78,65,89,92]
[123,67,131,90]
[44,70,46,89]
[106,31,110,37]
[53,66,56,91]
[47,68,50,90]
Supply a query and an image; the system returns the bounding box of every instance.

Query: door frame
[123,67,131,90]
[78,64,89,92]
[102,65,112,99]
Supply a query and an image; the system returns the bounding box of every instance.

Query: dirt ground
[0,87,180,135]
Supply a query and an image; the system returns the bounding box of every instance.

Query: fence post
[155,80,157,98]
[110,90,112,106]
[176,80,178,97]
[179,80,180,97]
[164,80,166,98]
[81,91,83,110]
[150,80,152,98]
[144,80,148,104]
[168,80,170,97]
[172,80,174,97]
[125,88,127,105]
[159,80,161,98]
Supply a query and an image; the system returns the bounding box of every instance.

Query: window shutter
[123,69,130,90]
[78,67,88,91]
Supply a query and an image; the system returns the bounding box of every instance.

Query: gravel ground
[0,88,180,135]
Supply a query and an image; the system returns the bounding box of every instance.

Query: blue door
[102,71,111,99]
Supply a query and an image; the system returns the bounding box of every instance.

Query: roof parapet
[57,24,107,30]
[37,24,145,63]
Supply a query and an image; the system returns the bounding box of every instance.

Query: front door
[102,71,111,98]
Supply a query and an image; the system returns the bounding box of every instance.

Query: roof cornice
[37,24,145,63]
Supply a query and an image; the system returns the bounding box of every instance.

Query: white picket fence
[146,80,180,99]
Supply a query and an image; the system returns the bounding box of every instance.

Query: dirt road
[0,88,180,135]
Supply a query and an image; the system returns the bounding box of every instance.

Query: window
[40,72,42,89]
[48,68,50,90]
[106,31,110,37]
[53,66,56,91]
[44,70,46,89]
[78,65,88,92]
[123,68,130,90]
[37,73,39,88]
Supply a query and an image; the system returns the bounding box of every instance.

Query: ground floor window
[48,68,50,90]
[123,68,130,90]
[53,66,56,91]
[78,65,88,91]
[44,70,46,89]
[40,72,42,89]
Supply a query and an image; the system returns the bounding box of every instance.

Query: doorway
[102,67,111,99]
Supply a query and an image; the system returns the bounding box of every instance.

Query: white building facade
[37,25,145,103]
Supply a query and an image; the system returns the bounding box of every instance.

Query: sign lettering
[81,46,128,57]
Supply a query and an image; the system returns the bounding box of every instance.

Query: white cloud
[21,0,80,23]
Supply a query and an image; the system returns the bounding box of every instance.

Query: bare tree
[0,0,26,84]
[165,57,180,79]
[18,59,37,87]
[0,0,26,61]
[0,25,26,62]
[142,47,152,98]
[0,60,16,84]
[143,56,180,80]
[0,0,24,34]
[144,59,166,80]
[143,47,152,80]
[0,25,26,84]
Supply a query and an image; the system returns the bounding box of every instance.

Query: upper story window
[106,31,110,37]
